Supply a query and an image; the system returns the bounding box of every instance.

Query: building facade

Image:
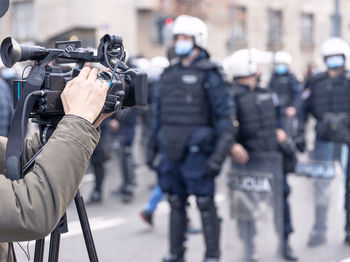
[0,0,350,78]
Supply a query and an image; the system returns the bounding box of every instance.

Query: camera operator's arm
[0,67,109,242]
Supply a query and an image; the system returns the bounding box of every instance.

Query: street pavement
[14,123,350,262]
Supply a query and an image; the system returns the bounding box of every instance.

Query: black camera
[0,34,148,116]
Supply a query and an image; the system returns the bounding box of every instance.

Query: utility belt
[240,136,278,152]
[316,112,350,144]
[159,125,214,163]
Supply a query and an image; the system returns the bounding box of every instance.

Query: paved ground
[14,123,350,262]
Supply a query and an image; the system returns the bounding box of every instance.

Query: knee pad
[168,195,186,209]
[196,196,214,211]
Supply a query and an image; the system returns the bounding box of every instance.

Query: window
[301,13,314,45]
[227,5,247,50]
[231,6,247,42]
[267,9,283,44]
[12,1,35,41]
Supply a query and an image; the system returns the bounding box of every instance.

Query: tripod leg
[75,190,99,262]
[48,227,61,262]
[34,239,45,262]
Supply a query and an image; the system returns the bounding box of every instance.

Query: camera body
[1,34,148,117]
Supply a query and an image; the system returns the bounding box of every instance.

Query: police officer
[110,108,138,203]
[87,121,110,204]
[141,56,169,163]
[301,37,350,246]
[269,51,303,150]
[269,51,301,117]
[228,49,297,261]
[152,15,233,262]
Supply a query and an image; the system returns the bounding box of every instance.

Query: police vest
[234,85,278,152]
[269,73,293,108]
[158,59,219,162]
[159,62,212,127]
[309,72,350,121]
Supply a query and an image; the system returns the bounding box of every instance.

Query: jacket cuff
[54,115,100,156]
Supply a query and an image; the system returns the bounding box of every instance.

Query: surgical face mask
[174,40,194,56]
[325,55,345,69]
[275,64,288,75]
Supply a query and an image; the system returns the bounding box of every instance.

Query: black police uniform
[112,108,138,202]
[302,70,350,242]
[153,49,233,261]
[88,121,110,203]
[269,72,301,110]
[230,82,296,259]
[269,72,303,152]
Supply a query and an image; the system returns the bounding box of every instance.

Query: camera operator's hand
[61,67,108,125]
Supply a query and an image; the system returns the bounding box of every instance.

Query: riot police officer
[301,37,350,246]
[152,15,233,262]
[110,108,138,203]
[269,51,301,117]
[269,51,303,150]
[228,49,298,261]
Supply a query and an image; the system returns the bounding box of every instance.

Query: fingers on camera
[78,67,91,80]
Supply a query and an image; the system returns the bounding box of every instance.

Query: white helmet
[274,51,292,64]
[150,56,169,69]
[133,57,151,70]
[227,49,260,78]
[321,37,350,58]
[147,56,169,81]
[172,15,208,48]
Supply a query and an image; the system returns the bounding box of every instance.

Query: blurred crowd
[2,13,350,262]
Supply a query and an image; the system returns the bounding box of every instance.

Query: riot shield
[294,140,349,247]
[227,151,284,262]
[295,140,348,179]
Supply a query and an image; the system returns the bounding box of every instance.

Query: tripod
[22,117,99,262]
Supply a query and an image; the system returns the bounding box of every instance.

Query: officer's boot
[163,195,187,262]
[197,196,220,262]
[241,220,258,262]
[345,179,350,245]
[308,205,328,247]
[121,146,135,203]
[345,208,350,244]
[280,235,298,261]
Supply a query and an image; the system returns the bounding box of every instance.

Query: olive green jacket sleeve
[0,115,99,243]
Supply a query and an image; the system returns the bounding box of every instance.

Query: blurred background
[0,0,348,78]
[1,1,350,262]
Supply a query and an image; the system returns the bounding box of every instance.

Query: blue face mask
[174,40,194,56]
[326,55,345,69]
[275,64,288,75]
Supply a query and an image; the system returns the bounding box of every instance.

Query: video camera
[0,34,148,116]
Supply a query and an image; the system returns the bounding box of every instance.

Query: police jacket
[231,82,281,152]
[153,49,233,163]
[268,72,301,110]
[0,116,99,260]
[302,70,350,143]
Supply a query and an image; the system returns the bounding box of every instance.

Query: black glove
[295,138,306,153]
[205,131,233,177]
[205,158,222,177]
